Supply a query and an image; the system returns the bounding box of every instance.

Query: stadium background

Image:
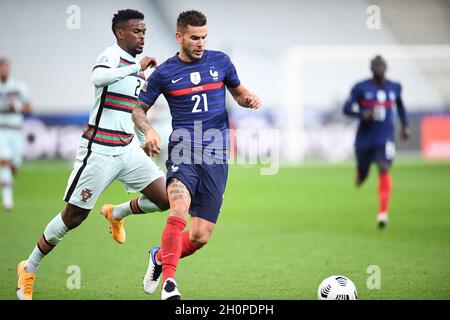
[0,0,449,300]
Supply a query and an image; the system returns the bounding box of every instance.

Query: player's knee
[378,162,390,174]
[190,230,210,246]
[62,205,90,230]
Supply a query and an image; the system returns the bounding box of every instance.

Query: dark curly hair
[177,10,207,31]
[112,9,144,36]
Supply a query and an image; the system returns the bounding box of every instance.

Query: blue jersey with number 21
[139,50,241,161]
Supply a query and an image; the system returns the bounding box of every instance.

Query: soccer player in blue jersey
[343,55,410,228]
[133,10,261,299]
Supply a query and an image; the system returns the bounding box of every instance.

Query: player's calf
[188,216,214,244]
[377,170,391,229]
[17,211,70,300]
[140,177,170,212]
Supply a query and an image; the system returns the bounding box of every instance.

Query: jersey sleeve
[223,54,241,89]
[138,69,164,107]
[395,83,409,128]
[93,48,118,70]
[343,84,361,118]
[91,48,141,87]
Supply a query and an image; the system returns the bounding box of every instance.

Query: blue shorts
[356,140,396,174]
[166,159,228,224]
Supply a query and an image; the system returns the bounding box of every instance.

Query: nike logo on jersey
[171,77,183,83]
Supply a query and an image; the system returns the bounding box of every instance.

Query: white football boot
[161,278,181,300]
[143,246,162,293]
[377,212,388,229]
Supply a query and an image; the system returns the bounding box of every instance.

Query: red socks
[157,222,204,283]
[181,231,204,258]
[160,216,186,283]
[156,231,203,260]
[378,172,392,213]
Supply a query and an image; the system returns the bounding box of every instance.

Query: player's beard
[133,44,144,56]
[124,42,144,57]
[184,46,203,61]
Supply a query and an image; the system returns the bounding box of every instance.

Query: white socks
[26,213,69,273]
[0,166,13,210]
[112,196,161,220]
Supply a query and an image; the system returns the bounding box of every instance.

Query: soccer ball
[317,275,358,300]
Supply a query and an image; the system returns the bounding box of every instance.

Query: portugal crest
[80,188,93,203]
[190,72,201,85]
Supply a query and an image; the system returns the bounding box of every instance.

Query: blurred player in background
[132,10,261,299]
[16,9,169,300]
[343,55,410,228]
[0,58,31,211]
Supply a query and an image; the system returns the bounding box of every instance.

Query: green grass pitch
[0,160,449,299]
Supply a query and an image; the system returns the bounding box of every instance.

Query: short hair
[0,58,9,66]
[371,55,386,64]
[112,9,144,36]
[177,10,207,31]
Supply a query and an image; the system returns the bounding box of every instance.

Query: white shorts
[0,129,23,167]
[63,143,165,209]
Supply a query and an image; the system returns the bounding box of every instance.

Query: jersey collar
[175,50,208,65]
[113,43,137,61]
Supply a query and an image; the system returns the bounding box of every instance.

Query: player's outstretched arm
[92,64,141,87]
[228,84,261,109]
[132,100,161,157]
[92,56,157,87]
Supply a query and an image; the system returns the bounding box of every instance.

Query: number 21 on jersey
[192,93,208,113]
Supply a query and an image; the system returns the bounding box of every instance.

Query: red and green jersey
[79,44,146,155]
